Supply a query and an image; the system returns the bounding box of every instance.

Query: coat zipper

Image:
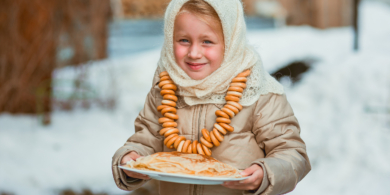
[194,104,203,195]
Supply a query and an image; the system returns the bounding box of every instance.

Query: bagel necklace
[157,69,251,156]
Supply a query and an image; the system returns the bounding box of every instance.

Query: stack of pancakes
[126,152,241,178]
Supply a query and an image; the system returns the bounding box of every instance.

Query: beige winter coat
[112,74,311,195]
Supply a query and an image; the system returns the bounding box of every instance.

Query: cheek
[205,47,224,67]
[174,44,188,62]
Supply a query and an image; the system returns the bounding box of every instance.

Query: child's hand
[120,151,150,180]
[222,164,263,191]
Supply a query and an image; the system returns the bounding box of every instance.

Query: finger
[124,170,150,180]
[240,164,261,176]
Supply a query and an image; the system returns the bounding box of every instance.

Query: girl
[112,0,311,194]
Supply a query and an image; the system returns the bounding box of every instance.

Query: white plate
[119,166,249,185]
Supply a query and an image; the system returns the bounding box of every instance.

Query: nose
[188,43,202,59]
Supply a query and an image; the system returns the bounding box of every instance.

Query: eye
[204,40,213,44]
[179,39,189,43]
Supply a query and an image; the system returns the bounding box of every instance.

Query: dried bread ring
[164,134,178,145]
[164,112,179,120]
[158,117,173,124]
[228,86,244,93]
[216,117,231,124]
[159,71,169,77]
[159,127,174,136]
[227,91,242,98]
[232,77,247,83]
[202,144,212,156]
[163,94,178,102]
[162,100,176,107]
[160,89,175,96]
[221,107,235,118]
[174,136,186,149]
[166,134,179,148]
[157,105,169,112]
[187,144,192,153]
[192,140,198,154]
[182,140,191,152]
[201,129,212,142]
[226,101,243,111]
[224,105,239,115]
[219,123,234,132]
[225,95,240,102]
[162,84,177,91]
[177,140,185,152]
[197,143,205,155]
[213,128,224,142]
[215,110,229,118]
[230,82,246,89]
[158,80,174,88]
[200,137,213,148]
[164,128,179,136]
[214,123,227,135]
[161,107,177,115]
[162,121,177,128]
[237,69,251,77]
[210,131,220,146]
[160,75,171,81]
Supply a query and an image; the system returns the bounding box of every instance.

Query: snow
[1,1,390,194]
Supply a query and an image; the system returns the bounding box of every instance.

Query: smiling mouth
[186,62,207,70]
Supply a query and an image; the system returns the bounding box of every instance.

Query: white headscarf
[155,0,284,106]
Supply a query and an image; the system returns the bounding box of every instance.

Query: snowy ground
[1,1,390,195]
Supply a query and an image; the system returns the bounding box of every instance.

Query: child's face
[173,12,224,80]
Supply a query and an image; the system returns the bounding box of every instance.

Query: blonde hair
[178,0,223,40]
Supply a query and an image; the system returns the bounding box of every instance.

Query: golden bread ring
[160,75,171,81]
[162,100,176,107]
[227,91,242,98]
[158,80,174,88]
[202,144,212,156]
[226,101,243,111]
[164,128,179,137]
[164,134,178,145]
[232,77,247,83]
[182,140,191,152]
[166,134,179,148]
[192,140,198,154]
[174,136,186,149]
[164,112,179,120]
[187,144,192,153]
[214,123,227,135]
[230,82,246,89]
[210,131,220,146]
[216,117,231,124]
[221,107,235,118]
[224,105,239,115]
[201,129,212,142]
[160,89,175,96]
[219,123,234,132]
[237,69,251,77]
[227,86,243,93]
[162,84,177,91]
[157,105,169,112]
[215,110,229,118]
[225,95,240,102]
[162,121,177,128]
[158,117,173,124]
[200,137,213,148]
[161,107,177,115]
[213,128,224,142]
[177,140,185,152]
[163,94,178,102]
[197,143,205,155]
[159,127,174,136]
[159,71,169,77]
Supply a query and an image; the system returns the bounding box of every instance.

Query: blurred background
[1,0,390,194]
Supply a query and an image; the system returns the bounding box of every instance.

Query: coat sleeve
[248,93,311,195]
[111,84,164,191]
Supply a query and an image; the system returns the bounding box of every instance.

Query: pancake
[126,152,242,178]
